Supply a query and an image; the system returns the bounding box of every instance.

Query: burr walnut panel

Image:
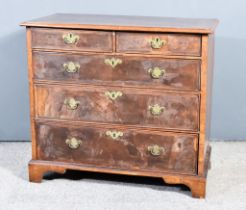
[34,84,199,131]
[116,32,201,56]
[31,28,113,52]
[33,52,200,91]
[36,122,198,175]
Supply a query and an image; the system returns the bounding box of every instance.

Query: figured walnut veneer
[21,13,218,198]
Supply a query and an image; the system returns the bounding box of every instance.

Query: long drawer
[34,84,200,131]
[36,121,198,175]
[33,52,200,91]
[31,28,113,52]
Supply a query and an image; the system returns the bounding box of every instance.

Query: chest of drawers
[21,14,218,198]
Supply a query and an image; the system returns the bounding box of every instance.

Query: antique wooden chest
[21,14,218,198]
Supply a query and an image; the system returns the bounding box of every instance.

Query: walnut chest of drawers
[21,14,218,198]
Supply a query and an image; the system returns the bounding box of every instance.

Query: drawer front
[116,32,201,56]
[31,28,113,52]
[35,85,199,131]
[36,122,198,175]
[33,52,200,91]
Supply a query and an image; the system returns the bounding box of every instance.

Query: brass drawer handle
[64,98,80,110]
[105,91,122,101]
[106,130,123,140]
[63,62,80,73]
[150,37,167,49]
[104,58,122,68]
[148,67,165,79]
[63,33,80,44]
[148,104,165,116]
[148,145,165,156]
[66,137,82,149]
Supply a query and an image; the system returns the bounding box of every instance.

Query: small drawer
[35,85,199,131]
[116,32,201,56]
[31,28,113,52]
[33,52,200,91]
[36,121,198,175]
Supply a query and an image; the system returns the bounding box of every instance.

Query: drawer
[33,52,200,91]
[31,28,113,52]
[35,85,199,131]
[36,121,198,175]
[116,32,201,56]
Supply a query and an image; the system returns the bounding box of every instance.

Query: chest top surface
[21,13,218,34]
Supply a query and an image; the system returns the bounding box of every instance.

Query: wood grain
[28,150,209,198]
[33,49,202,60]
[26,28,37,159]
[198,35,208,176]
[116,32,201,56]
[34,84,200,131]
[35,121,198,175]
[21,13,217,198]
[198,34,214,176]
[31,28,113,52]
[33,51,200,91]
[20,13,218,34]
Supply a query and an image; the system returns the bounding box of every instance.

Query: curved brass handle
[66,137,82,149]
[104,58,122,68]
[150,37,167,49]
[64,98,80,110]
[63,62,80,73]
[148,104,165,116]
[63,33,80,44]
[106,131,124,140]
[148,67,165,79]
[148,145,165,156]
[105,91,122,100]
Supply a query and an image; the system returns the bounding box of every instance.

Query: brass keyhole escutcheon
[64,98,80,110]
[105,91,123,101]
[104,58,122,68]
[148,145,165,156]
[106,131,124,140]
[150,37,167,49]
[62,33,80,44]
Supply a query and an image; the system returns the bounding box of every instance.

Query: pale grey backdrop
[0,0,245,141]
